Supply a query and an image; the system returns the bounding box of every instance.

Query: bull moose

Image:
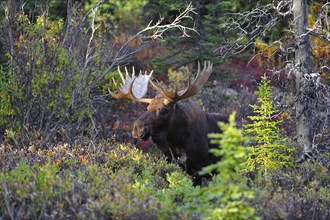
[109,61,225,184]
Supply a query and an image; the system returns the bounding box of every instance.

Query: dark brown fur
[132,97,227,185]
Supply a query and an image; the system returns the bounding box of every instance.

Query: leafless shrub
[0,1,197,146]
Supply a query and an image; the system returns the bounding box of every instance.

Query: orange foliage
[254,9,330,70]
[308,12,330,59]
[79,155,85,163]
[255,37,281,68]
[311,36,330,58]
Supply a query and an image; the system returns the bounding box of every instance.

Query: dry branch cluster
[217,0,330,160]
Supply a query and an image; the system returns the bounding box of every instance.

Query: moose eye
[159,107,169,116]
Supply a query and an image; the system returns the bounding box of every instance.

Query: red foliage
[220,56,288,91]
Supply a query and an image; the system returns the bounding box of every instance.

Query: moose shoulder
[109,61,225,185]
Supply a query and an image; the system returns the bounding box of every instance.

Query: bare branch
[217,1,285,58]
[90,2,197,88]
[307,30,330,42]
[140,2,197,40]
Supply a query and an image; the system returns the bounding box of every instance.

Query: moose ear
[132,70,153,99]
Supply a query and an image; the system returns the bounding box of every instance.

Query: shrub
[0,142,194,219]
[0,5,100,144]
[254,161,330,220]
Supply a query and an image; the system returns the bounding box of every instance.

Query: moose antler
[109,66,153,103]
[150,61,213,103]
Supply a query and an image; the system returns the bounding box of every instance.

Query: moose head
[109,61,220,185]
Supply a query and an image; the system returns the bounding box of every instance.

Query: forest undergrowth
[1,1,330,219]
[1,122,329,219]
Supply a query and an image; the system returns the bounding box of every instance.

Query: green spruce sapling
[244,75,295,174]
[186,112,258,220]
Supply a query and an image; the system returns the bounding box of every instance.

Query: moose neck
[164,99,208,147]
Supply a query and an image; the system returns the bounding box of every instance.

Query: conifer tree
[187,113,258,220]
[244,76,295,173]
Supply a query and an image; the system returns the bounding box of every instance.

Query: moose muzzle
[132,120,151,141]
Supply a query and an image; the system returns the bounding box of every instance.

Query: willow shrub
[0,10,96,144]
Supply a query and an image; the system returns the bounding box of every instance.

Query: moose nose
[132,121,150,140]
[132,124,139,138]
[132,120,143,138]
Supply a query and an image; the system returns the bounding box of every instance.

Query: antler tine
[112,77,118,88]
[194,61,204,84]
[185,65,192,87]
[195,61,212,85]
[146,70,153,78]
[117,65,125,83]
[129,66,137,78]
[196,61,201,79]
[108,77,118,98]
[125,66,130,80]
[140,70,154,82]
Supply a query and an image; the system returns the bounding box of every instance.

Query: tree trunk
[292,0,313,153]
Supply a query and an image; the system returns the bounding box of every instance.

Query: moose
[109,61,226,184]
